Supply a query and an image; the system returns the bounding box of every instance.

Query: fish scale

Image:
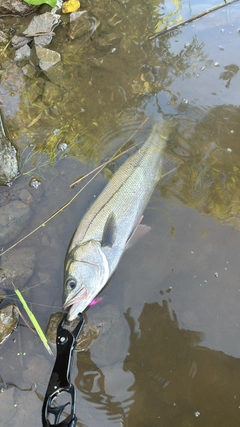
[63,118,173,320]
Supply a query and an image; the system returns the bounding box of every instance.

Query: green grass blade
[13,284,53,356]
[24,0,57,7]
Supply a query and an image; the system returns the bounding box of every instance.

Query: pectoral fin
[125,215,151,249]
[101,212,117,248]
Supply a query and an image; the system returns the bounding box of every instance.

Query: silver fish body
[63,119,172,320]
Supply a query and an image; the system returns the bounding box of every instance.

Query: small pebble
[29,177,41,189]
[57,142,68,151]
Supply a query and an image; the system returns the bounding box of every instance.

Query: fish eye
[66,279,77,291]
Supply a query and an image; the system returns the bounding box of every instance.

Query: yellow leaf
[62,0,80,13]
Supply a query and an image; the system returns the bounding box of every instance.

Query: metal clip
[42,312,84,427]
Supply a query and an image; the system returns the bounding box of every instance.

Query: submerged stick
[149,0,239,40]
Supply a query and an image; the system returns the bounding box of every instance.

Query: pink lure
[89,297,102,307]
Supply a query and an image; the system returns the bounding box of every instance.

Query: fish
[63,118,174,320]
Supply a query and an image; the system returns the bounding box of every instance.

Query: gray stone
[88,304,128,366]
[0,175,43,246]
[69,11,99,40]
[30,45,61,71]
[14,44,31,61]
[0,30,8,44]
[0,114,18,185]
[0,303,19,346]
[11,35,31,49]
[29,176,41,188]
[0,200,32,246]
[0,247,36,289]
[0,0,37,16]
[23,12,61,37]
[22,64,36,79]
[24,81,43,103]
[43,62,68,88]
[42,81,63,105]
[34,34,53,47]
[70,10,86,22]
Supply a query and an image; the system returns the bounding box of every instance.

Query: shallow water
[1,0,240,425]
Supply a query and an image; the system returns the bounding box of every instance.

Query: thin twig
[149,0,239,40]
[0,39,11,56]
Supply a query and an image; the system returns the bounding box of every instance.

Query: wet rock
[24,80,43,103]
[0,199,32,245]
[98,31,120,48]
[69,11,100,40]
[29,176,41,189]
[43,62,68,88]
[11,35,30,49]
[22,63,36,79]
[42,81,63,105]
[88,304,128,366]
[30,45,61,71]
[46,312,100,351]
[0,247,36,288]
[23,12,61,37]
[0,63,25,101]
[45,304,125,363]
[57,142,68,151]
[0,0,37,16]
[0,113,18,185]
[0,30,8,44]
[14,44,31,61]
[69,10,86,23]
[34,34,53,47]
[0,303,19,346]
[0,174,42,246]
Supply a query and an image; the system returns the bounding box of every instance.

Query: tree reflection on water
[75,300,240,426]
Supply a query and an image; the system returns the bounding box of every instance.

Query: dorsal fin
[101,212,117,248]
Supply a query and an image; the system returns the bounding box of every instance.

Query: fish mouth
[63,287,88,312]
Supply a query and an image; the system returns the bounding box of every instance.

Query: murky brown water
[1,0,240,425]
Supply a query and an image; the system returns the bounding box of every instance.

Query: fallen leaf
[62,0,80,14]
